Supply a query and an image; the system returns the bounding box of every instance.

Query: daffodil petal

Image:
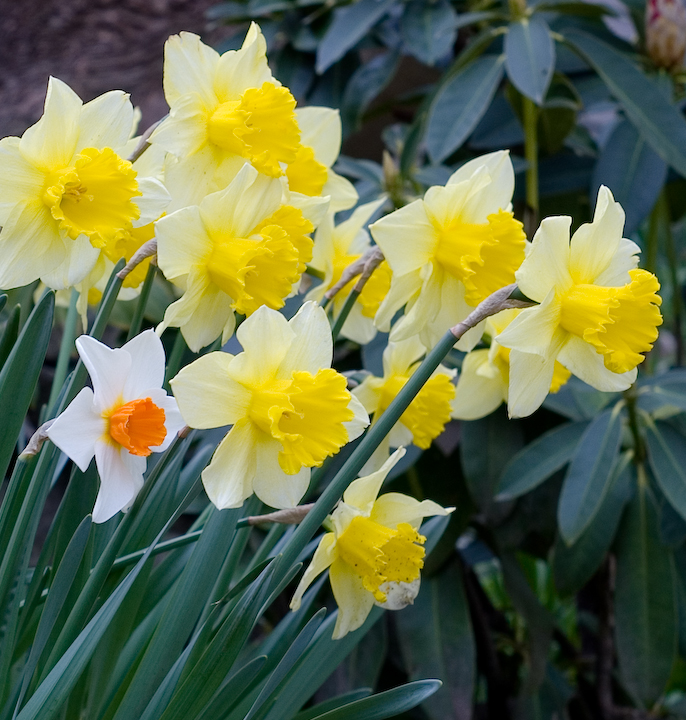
[213,22,274,100]
[370,493,452,529]
[152,95,210,158]
[41,234,100,291]
[253,433,310,508]
[451,349,506,420]
[330,559,376,639]
[156,205,211,281]
[180,283,234,353]
[121,329,166,397]
[557,334,637,392]
[76,336,132,411]
[343,394,370,442]
[496,291,561,357]
[0,137,45,223]
[375,270,422,332]
[202,419,258,509]
[170,351,251,428]
[450,150,514,221]
[46,387,104,471]
[77,90,134,152]
[341,303,377,345]
[276,302,332,379]
[163,31,220,108]
[145,391,186,451]
[325,170,359,213]
[297,107,341,168]
[507,343,562,419]
[344,447,406,511]
[20,77,81,171]
[133,177,170,227]
[359,433,392,476]
[593,237,640,287]
[92,442,145,523]
[290,533,337,611]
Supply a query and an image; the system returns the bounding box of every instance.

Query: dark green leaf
[565,29,686,178]
[533,0,611,17]
[316,0,398,73]
[294,691,373,720]
[426,54,505,163]
[505,17,555,104]
[615,485,676,707]
[401,0,458,66]
[497,421,589,500]
[558,405,623,545]
[646,421,686,522]
[0,304,20,370]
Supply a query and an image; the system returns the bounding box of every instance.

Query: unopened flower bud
[646,0,686,70]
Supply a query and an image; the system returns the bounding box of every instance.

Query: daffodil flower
[370,151,526,351]
[353,337,456,472]
[286,108,358,213]
[290,448,453,639]
[306,199,390,344]
[151,25,301,209]
[0,77,169,290]
[497,186,662,418]
[46,330,185,523]
[450,310,571,420]
[155,163,325,351]
[170,302,369,510]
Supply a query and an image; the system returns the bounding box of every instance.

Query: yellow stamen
[43,147,141,248]
[207,82,300,177]
[248,368,354,474]
[559,268,663,373]
[285,145,328,196]
[433,209,526,306]
[337,516,425,603]
[108,397,166,456]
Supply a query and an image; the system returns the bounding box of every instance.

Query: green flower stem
[48,288,79,411]
[663,197,684,365]
[111,529,203,570]
[126,263,157,341]
[272,283,526,583]
[523,95,539,236]
[331,288,360,342]
[320,295,332,311]
[164,331,187,390]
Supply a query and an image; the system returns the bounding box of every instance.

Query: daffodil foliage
[1,16,685,720]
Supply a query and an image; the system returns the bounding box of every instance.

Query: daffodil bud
[646,0,686,70]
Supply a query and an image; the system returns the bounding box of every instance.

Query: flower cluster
[4,21,663,638]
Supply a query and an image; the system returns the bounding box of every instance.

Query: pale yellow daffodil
[353,336,456,473]
[155,163,323,352]
[497,186,662,418]
[290,447,453,639]
[450,310,571,420]
[170,302,369,510]
[0,77,168,290]
[306,198,390,344]
[286,107,358,213]
[370,150,526,351]
[151,25,301,209]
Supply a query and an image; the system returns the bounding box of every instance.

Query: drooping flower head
[307,199,390,344]
[451,309,571,420]
[497,186,662,418]
[353,336,456,472]
[155,163,325,351]
[170,302,369,510]
[290,448,453,639]
[46,330,185,523]
[0,78,167,290]
[151,25,302,208]
[371,151,526,351]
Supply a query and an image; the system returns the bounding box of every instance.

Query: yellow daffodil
[151,25,301,209]
[370,151,526,351]
[0,77,168,290]
[290,447,453,639]
[497,186,662,418]
[46,331,185,523]
[306,199,389,344]
[286,107,358,213]
[170,302,369,510]
[353,337,456,472]
[155,163,324,351]
[450,310,571,420]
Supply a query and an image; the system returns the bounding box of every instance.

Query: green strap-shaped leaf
[646,420,686,521]
[497,421,589,500]
[565,29,686,178]
[294,691,374,720]
[401,0,458,66]
[557,405,623,545]
[426,54,505,163]
[615,484,677,707]
[0,303,20,370]
[305,680,441,720]
[315,0,398,73]
[504,17,555,104]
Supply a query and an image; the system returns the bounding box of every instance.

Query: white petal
[341,304,377,345]
[46,387,104,471]
[343,394,370,442]
[146,391,186,451]
[76,335,131,411]
[451,350,506,420]
[179,283,234,353]
[133,177,170,226]
[507,340,564,419]
[121,329,166,397]
[557,335,637,392]
[41,234,100,291]
[330,560,376,639]
[202,419,258,509]
[92,441,146,523]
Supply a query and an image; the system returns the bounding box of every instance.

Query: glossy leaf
[401,0,458,66]
[504,17,555,104]
[646,420,686,521]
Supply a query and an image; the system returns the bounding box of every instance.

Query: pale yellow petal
[77,90,134,152]
[340,303,377,345]
[336,197,386,254]
[170,351,250,427]
[343,447,406,511]
[150,94,210,158]
[423,168,490,227]
[557,334,637,392]
[155,205,211,281]
[449,150,515,221]
[343,394,370,442]
[375,270,422,332]
[290,533,337,610]
[202,419,258,509]
[370,493,452,529]
[41,234,100,291]
[252,433,310,508]
[594,238,640,287]
[451,349,506,420]
[179,284,234,352]
[496,291,561,357]
[0,137,45,223]
[352,376,383,416]
[213,23,274,101]
[156,269,211,343]
[324,170,359,213]
[297,107,341,168]
[330,559,376,639]
[277,301,332,379]
[163,31,220,108]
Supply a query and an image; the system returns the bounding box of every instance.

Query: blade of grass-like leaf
[0,304,20,370]
[294,691,374,720]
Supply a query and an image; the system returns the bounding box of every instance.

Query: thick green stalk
[126,264,156,341]
[331,289,360,341]
[48,289,79,411]
[523,95,539,237]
